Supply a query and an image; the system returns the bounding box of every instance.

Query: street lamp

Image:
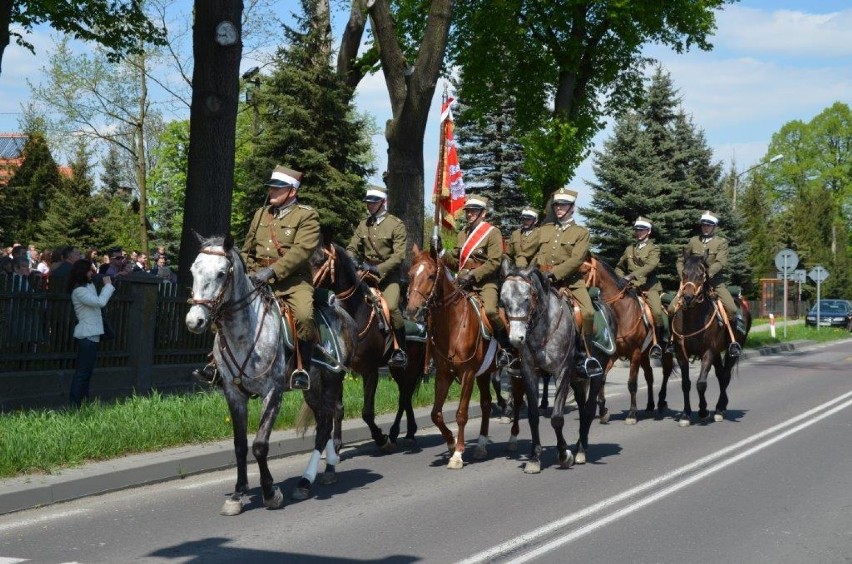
[733,153,783,210]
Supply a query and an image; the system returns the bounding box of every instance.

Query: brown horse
[311,242,427,450]
[584,257,656,425]
[405,245,495,469]
[658,254,752,426]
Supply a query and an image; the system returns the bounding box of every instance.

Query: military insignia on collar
[284,228,294,237]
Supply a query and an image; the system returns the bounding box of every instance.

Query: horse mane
[682,254,708,284]
[529,266,550,296]
[330,242,373,295]
[594,255,631,293]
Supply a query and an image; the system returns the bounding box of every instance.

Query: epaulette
[297,204,314,211]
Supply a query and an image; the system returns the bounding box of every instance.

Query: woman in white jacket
[66,259,115,407]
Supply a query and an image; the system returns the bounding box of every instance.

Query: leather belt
[259,257,277,267]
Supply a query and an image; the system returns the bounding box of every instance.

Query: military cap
[633,216,652,230]
[264,165,302,189]
[700,210,719,225]
[364,184,387,203]
[552,188,578,204]
[520,207,539,220]
[463,195,489,210]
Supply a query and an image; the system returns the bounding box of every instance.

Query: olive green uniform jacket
[506,226,540,268]
[444,223,505,331]
[533,220,594,333]
[675,235,736,317]
[346,212,407,328]
[242,201,320,340]
[615,240,663,323]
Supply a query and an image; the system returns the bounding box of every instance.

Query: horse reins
[313,244,379,339]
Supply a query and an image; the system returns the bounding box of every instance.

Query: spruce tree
[100,144,125,196]
[237,0,374,243]
[455,85,528,236]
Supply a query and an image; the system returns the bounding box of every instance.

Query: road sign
[791,269,807,283]
[774,249,799,273]
[809,265,829,283]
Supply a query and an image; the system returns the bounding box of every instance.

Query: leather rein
[312,244,378,339]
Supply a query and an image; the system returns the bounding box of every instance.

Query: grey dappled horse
[500,259,605,472]
[185,234,355,515]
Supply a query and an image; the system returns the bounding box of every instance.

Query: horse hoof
[523,460,541,474]
[220,498,243,516]
[599,410,610,424]
[291,486,312,501]
[380,437,396,453]
[625,417,637,426]
[678,417,691,428]
[575,451,587,465]
[447,451,464,469]
[317,471,338,485]
[714,412,725,422]
[499,415,512,424]
[474,446,488,460]
[264,486,285,510]
[558,452,574,469]
[506,435,519,452]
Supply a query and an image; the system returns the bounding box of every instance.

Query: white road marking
[178,472,259,490]
[0,557,28,563]
[0,508,90,534]
[460,389,852,564]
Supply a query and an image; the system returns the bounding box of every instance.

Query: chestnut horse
[659,254,751,426]
[311,242,426,450]
[584,257,656,424]
[405,245,496,469]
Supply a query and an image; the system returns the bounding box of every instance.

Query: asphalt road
[1,339,850,563]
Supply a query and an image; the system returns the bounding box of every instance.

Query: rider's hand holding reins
[457,271,475,290]
[251,267,275,285]
[360,262,380,277]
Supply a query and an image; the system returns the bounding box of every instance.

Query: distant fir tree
[237,0,374,242]
[147,120,189,260]
[2,132,63,246]
[454,84,528,236]
[738,173,775,282]
[100,144,125,196]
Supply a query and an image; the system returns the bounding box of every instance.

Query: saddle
[554,286,616,355]
[278,288,346,373]
[468,292,494,340]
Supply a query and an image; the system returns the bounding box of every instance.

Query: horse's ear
[500,256,514,279]
[223,233,234,252]
[412,243,420,256]
[192,229,204,245]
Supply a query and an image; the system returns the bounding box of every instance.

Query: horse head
[500,262,545,348]
[680,253,709,308]
[405,244,438,323]
[185,233,246,333]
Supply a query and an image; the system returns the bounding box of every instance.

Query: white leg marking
[325,439,340,466]
[303,449,322,483]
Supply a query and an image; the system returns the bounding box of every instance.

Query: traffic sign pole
[783,256,788,338]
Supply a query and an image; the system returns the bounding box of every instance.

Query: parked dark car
[804,299,852,330]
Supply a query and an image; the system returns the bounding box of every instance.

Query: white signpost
[808,265,830,330]
[774,249,799,338]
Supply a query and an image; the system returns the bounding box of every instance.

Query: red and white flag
[433,96,465,230]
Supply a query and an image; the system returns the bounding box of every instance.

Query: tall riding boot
[494,326,514,368]
[192,352,221,387]
[650,325,664,359]
[388,328,408,369]
[292,340,313,390]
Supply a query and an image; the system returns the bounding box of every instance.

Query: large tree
[451,0,732,202]
[0,0,164,76]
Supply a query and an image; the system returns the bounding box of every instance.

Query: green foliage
[147,120,189,259]
[235,0,375,243]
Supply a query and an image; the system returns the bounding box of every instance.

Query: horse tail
[295,401,316,437]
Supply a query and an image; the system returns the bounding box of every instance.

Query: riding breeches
[644,288,664,327]
[713,283,737,318]
[275,280,317,341]
[568,283,595,335]
[380,278,405,330]
[478,283,507,334]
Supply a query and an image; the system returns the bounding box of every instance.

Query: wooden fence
[0,272,213,410]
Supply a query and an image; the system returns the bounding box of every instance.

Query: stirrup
[506,357,522,378]
[728,342,742,358]
[649,344,663,359]
[579,357,603,379]
[497,349,512,368]
[192,365,220,387]
[290,368,311,391]
[388,349,408,369]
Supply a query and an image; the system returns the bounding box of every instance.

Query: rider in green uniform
[505,207,540,268]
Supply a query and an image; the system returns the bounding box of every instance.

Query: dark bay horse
[500,260,602,471]
[185,234,355,514]
[310,242,426,450]
[405,245,495,469]
[584,257,656,424]
[659,254,752,426]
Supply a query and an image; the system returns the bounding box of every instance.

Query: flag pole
[432,85,448,251]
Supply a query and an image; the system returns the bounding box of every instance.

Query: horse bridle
[503,275,539,325]
[187,248,235,319]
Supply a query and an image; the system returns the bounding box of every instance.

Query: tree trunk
[0,0,10,77]
[135,52,150,255]
[179,1,243,288]
[386,133,425,251]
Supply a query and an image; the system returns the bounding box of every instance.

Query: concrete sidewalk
[0,339,816,516]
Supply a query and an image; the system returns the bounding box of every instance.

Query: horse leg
[253,389,284,510]
[695,351,715,422]
[523,370,543,474]
[539,372,551,410]
[292,371,338,500]
[657,351,673,418]
[362,366,392,452]
[678,353,693,427]
[318,370,344,484]
[641,351,655,415]
[576,373,602,465]
[506,375,525,453]
[551,369,574,468]
[473,372,493,460]
[221,391,249,516]
[713,355,731,422]
[625,351,641,425]
[430,369,457,461]
[448,370,477,470]
[570,377,589,464]
[597,359,612,424]
[491,367,508,420]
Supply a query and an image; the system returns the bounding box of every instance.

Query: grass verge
[0,374,476,479]
[746,324,851,348]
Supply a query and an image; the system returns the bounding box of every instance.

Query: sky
[1,1,850,216]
